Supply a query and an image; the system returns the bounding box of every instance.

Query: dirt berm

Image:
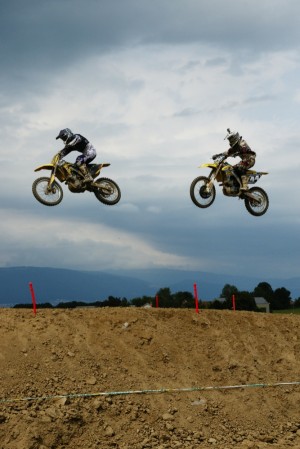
[1,308,300,449]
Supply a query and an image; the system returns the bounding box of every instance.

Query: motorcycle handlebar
[212,153,226,160]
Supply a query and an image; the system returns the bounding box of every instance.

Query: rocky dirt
[1,307,300,448]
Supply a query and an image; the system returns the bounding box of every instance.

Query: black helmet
[56,128,73,142]
[224,128,241,147]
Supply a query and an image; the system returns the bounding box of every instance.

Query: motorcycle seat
[88,163,110,169]
[246,169,268,175]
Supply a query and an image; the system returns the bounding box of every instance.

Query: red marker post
[232,294,236,311]
[193,283,199,314]
[29,282,37,316]
[155,294,159,308]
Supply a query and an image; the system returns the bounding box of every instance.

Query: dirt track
[1,307,300,449]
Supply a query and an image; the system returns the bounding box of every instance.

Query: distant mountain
[0,267,152,306]
[0,266,299,306]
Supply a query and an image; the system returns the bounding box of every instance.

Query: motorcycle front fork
[46,172,57,193]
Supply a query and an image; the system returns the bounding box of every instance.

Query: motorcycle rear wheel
[244,187,269,216]
[32,177,63,206]
[93,177,121,205]
[190,176,216,208]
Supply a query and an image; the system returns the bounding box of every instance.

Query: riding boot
[79,164,93,182]
[240,175,248,191]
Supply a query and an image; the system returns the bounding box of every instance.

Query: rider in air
[222,129,256,190]
[56,128,97,182]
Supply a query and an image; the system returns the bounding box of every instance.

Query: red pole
[193,283,199,313]
[232,294,236,311]
[155,294,159,308]
[29,282,37,316]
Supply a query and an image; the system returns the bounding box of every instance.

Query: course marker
[194,283,199,313]
[29,282,37,316]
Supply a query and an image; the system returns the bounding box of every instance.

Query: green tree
[293,297,300,308]
[235,291,257,311]
[272,287,291,310]
[221,284,239,301]
[209,299,227,310]
[14,302,53,309]
[104,296,128,307]
[131,296,153,307]
[219,284,239,309]
[253,282,273,303]
[156,287,173,308]
[172,291,194,308]
[56,301,86,308]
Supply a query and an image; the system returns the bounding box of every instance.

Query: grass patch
[273,308,300,315]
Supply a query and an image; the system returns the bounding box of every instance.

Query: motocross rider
[56,128,97,182]
[222,129,256,191]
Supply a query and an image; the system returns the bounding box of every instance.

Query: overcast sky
[1,0,300,283]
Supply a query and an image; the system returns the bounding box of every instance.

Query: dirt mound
[1,308,300,448]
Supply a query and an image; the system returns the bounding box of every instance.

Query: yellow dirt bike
[190,153,269,216]
[32,153,121,207]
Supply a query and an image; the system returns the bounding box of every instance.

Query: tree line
[13,281,300,312]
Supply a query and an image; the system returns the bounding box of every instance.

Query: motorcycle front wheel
[32,177,63,206]
[190,176,216,208]
[244,187,269,216]
[93,177,121,205]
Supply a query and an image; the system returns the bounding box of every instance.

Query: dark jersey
[60,134,89,157]
[228,139,256,158]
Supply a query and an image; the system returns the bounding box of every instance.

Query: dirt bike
[190,153,269,216]
[32,153,121,207]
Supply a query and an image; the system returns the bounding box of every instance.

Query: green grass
[273,308,300,315]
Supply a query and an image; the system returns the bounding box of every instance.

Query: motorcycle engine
[67,176,85,193]
[222,175,239,196]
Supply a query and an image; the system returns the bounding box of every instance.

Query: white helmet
[224,128,241,147]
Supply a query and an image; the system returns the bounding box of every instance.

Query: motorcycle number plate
[248,174,261,183]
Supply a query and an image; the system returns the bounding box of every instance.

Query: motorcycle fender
[200,163,217,168]
[34,164,54,172]
[243,191,261,201]
[93,162,111,177]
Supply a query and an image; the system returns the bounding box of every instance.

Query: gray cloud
[1,0,300,283]
[2,1,300,73]
[1,0,300,108]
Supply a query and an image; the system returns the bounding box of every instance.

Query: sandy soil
[1,307,300,449]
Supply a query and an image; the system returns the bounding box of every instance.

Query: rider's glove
[212,154,218,160]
